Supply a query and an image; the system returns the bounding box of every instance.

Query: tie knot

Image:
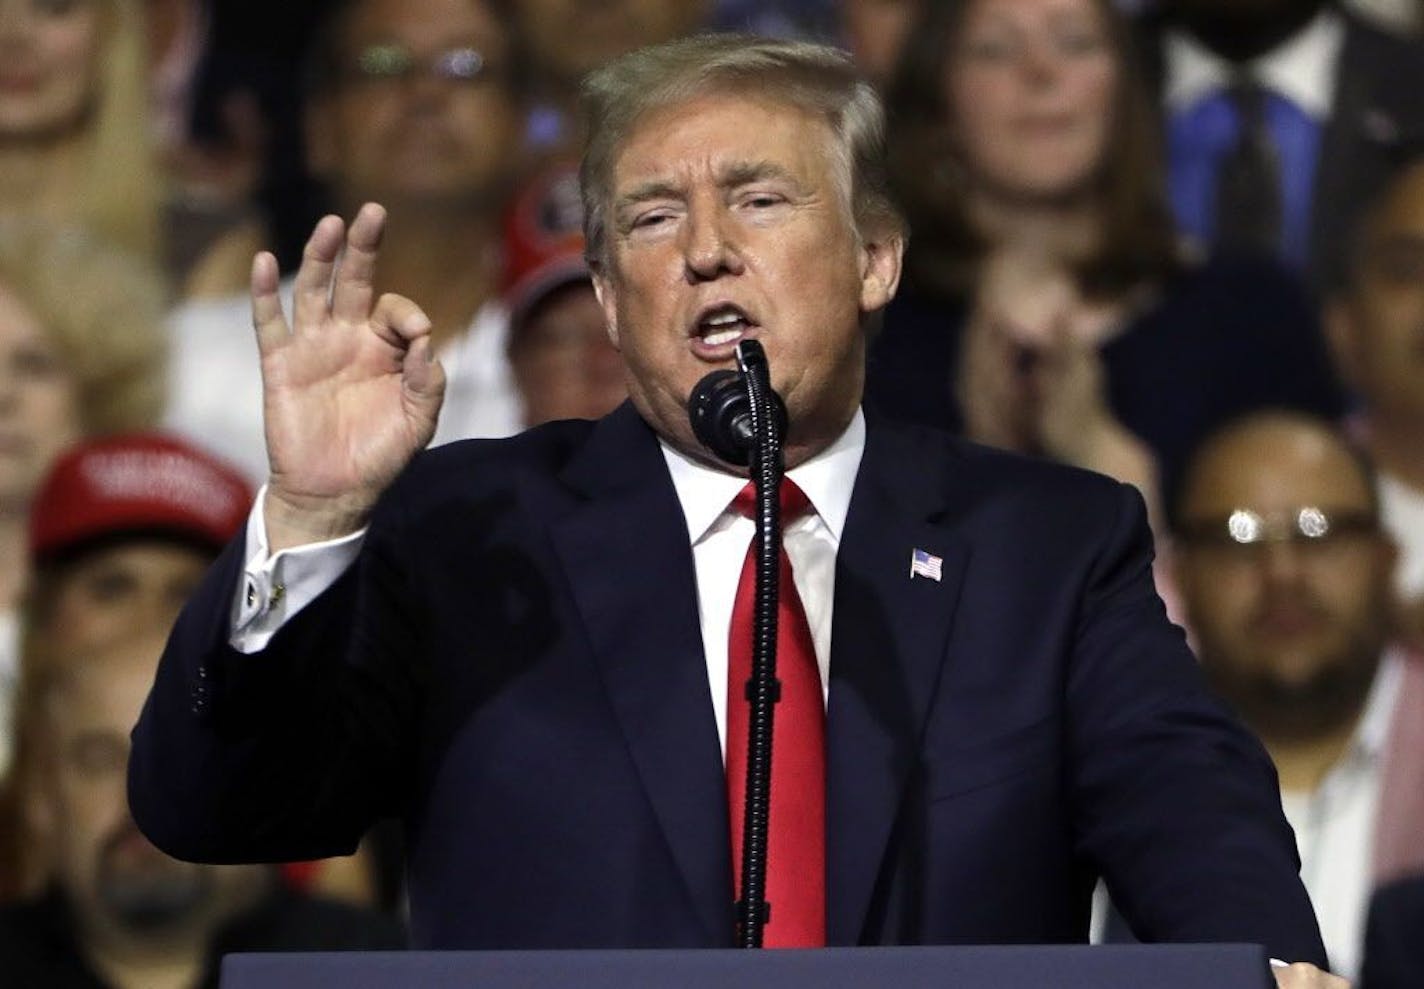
[732,479,810,523]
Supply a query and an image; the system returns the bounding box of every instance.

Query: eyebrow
[614,160,807,212]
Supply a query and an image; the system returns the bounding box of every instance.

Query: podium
[222,943,1273,988]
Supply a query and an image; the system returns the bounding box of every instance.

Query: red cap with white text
[29,433,254,563]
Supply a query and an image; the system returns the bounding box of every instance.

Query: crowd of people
[1,0,1422,985]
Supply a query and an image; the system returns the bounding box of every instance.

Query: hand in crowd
[253,203,446,552]
[1273,961,1350,988]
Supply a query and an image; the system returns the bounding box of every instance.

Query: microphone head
[688,369,754,466]
[687,341,788,467]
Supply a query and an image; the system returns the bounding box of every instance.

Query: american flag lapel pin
[910,548,943,582]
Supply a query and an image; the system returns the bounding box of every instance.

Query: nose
[1255,540,1310,587]
[1018,38,1062,88]
[681,196,743,283]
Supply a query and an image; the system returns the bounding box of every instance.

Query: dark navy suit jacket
[129,404,1326,962]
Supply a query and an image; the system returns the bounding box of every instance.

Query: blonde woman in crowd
[0,221,167,781]
[0,0,163,266]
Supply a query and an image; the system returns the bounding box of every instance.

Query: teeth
[702,327,744,347]
[706,312,741,327]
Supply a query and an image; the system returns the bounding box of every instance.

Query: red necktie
[726,479,826,947]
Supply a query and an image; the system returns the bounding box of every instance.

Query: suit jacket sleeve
[1067,484,1327,966]
[128,483,424,864]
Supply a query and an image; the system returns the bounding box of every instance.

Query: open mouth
[691,303,759,355]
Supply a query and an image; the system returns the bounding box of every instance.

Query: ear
[591,266,621,350]
[1323,295,1362,391]
[858,225,905,314]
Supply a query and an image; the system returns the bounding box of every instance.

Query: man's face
[512,282,626,427]
[308,0,521,210]
[593,92,903,469]
[41,542,212,651]
[1174,423,1395,741]
[34,635,216,939]
[1331,164,1424,428]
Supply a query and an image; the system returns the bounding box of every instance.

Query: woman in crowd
[0,0,162,265]
[867,0,1343,524]
[0,221,167,782]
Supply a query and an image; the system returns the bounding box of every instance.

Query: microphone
[687,342,788,466]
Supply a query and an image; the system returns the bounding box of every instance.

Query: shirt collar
[661,407,866,546]
[1164,8,1345,119]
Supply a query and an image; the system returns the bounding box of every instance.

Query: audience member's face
[41,542,211,649]
[308,0,521,211]
[945,0,1116,204]
[0,0,102,141]
[36,635,218,940]
[0,283,81,510]
[512,282,626,426]
[1175,422,1394,742]
[1332,164,1424,428]
[842,0,921,88]
[593,92,901,468]
[514,0,706,93]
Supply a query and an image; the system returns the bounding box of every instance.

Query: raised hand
[253,203,446,552]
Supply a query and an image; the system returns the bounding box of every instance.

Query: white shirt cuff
[228,486,366,653]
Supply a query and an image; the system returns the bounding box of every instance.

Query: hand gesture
[253,204,446,551]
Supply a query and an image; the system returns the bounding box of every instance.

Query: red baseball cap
[29,433,254,563]
[501,160,591,331]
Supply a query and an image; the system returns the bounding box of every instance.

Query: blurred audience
[1138,0,1424,286]
[840,0,921,87]
[0,224,167,778]
[501,162,624,426]
[151,0,272,301]
[512,0,709,153]
[867,0,1341,526]
[1171,411,1424,983]
[166,0,528,483]
[0,0,163,266]
[0,626,403,986]
[1326,157,1424,647]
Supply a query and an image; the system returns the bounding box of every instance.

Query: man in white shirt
[165,0,526,483]
[1172,410,1424,984]
[131,34,1342,986]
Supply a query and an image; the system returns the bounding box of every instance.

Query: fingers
[332,203,387,325]
[292,214,347,331]
[370,292,433,349]
[250,251,289,356]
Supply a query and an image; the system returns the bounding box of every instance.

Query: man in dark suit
[129,34,1341,985]
[1138,0,1424,288]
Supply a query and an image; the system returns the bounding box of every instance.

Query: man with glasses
[1173,410,1424,985]
[165,0,528,483]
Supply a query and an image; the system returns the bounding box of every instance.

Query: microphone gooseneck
[686,340,787,949]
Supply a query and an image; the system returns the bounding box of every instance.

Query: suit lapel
[825,417,971,944]
[547,404,734,946]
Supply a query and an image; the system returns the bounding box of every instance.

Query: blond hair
[0,0,162,265]
[578,34,903,268]
[0,221,167,434]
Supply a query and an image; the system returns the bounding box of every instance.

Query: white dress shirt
[1279,650,1402,985]
[1163,8,1346,120]
[230,410,866,756]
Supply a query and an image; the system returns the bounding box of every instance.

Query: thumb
[402,335,447,409]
